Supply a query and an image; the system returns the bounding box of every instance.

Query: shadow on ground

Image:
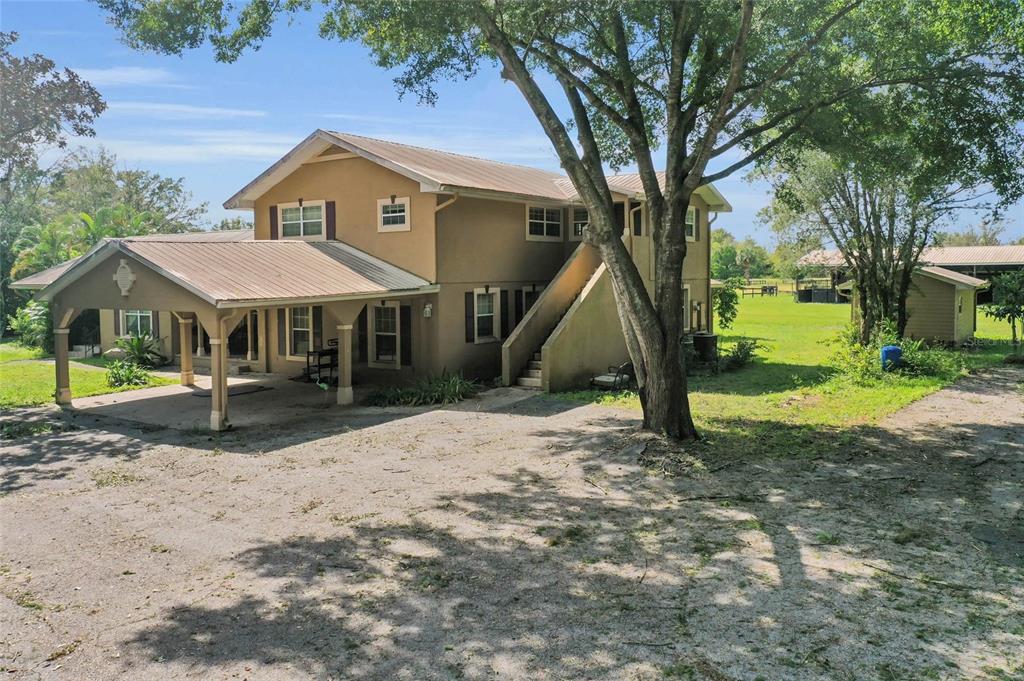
[122,372,1023,679]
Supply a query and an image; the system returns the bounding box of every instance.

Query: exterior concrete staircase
[515,352,544,388]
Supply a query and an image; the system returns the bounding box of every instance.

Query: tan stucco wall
[905,274,956,342]
[543,265,628,391]
[435,196,568,285]
[253,156,438,281]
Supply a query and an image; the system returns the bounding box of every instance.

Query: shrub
[7,301,52,352]
[364,373,479,407]
[115,333,165,368]
[721,339,762,371]
[825,323,966,385]
[106,360,151,387]
[712,278,743,329]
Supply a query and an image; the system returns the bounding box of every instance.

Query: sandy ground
[1,368,1022,680]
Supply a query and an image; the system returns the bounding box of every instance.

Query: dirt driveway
[1,369,1022,680]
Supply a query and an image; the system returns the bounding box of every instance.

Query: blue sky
[4,0,1021,245]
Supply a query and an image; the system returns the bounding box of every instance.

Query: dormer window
[279,201,324,239]
[378,196,410,232]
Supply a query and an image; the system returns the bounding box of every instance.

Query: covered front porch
[34,236,435,431]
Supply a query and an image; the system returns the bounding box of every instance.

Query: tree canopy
[0,32,105,200]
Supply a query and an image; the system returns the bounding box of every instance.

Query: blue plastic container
[881,345,902,371]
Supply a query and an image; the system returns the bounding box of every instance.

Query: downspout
[707,211,719,334]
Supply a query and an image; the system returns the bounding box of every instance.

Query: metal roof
[224,129,731,211]
[11,230,255,290]
[35,238,433,308]
[918,266,988,288]
[799,245,1024,268]
[604,172,733,212]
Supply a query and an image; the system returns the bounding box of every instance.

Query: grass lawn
[0,338,174,409]
[560,296,1014,456]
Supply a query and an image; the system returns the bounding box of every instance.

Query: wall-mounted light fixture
[390,194,396,204]
[423,303,433,318]
[484,284,490,294]
[298,198,303,207]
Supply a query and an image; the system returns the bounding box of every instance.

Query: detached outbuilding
[839,266,988,344]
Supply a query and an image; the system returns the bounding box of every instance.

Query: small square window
[378,197,410,232]
[526,205,562,241]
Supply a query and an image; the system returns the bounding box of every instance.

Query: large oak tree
[98,0,1024,438]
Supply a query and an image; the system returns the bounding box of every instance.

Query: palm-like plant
[10,216,76,279]
[115,333,166,368]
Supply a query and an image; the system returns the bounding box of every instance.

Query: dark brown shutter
[325,201,336,241]
[465,292,475,343]
[150,310,159,338]
[357,307,367,363]
[694,208,701,241]
[400,306,412,366]
[269,205,278,240]
[514,290,524,325]
[112,309,121,335]
[277,308,286,355]
[500,289,509,338]
[312,305,323,349]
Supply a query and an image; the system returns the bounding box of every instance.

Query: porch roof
[32,236,434,308]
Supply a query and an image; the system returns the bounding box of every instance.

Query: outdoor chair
[590,362,635,390]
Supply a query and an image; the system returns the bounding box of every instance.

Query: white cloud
[107,102,267,120]
[73,66,186,88]
[67,129,299,164]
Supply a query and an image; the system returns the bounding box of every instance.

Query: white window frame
[377,196,411,233]
[285,305,315,360]
[683,285,692,332]
[120,309,153,337]
[368,301,401,369]
[473,287,502,344]
[278,200,325,241]
[685,206,697,242]
[525,205,563,242]
[570,207,589,242]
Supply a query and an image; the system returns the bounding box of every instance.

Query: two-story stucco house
[14,130,731,430]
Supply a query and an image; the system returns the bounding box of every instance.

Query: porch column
[178,317,194,386]
[54,328,72,405]
[195,320,204,357]
[209,336,228,430]
[337,323,353,405]
[245,310,254,361]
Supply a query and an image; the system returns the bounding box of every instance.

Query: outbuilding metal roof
[9,257,84,290]
[918,266,988,288]
[224,130,731,211]
[799,245,1024,268]
[34,237,433,308]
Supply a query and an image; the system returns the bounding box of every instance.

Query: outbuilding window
[526,206,562,242]
[279,201,324,239]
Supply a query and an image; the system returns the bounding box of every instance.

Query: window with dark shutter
[465,292,475,342]
[151,311,160,338]
[269,205,278,239]
[113,308,120,335]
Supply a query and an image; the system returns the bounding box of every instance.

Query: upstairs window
[685,207,697,241]
[527,206,562,242]
[571,208,589,241]
[280,202,323,238]
[378,196,410,232]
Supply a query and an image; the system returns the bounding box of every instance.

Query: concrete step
[532,352,542,361]
[527,360,542,371]
[521,369,541,379]
[516,376,542,388]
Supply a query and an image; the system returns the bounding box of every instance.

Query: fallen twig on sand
[584,477,608,495]
[864,563,974,591]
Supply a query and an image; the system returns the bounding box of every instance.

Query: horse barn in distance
[799,244,1024,304]
[12,130,731,431]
